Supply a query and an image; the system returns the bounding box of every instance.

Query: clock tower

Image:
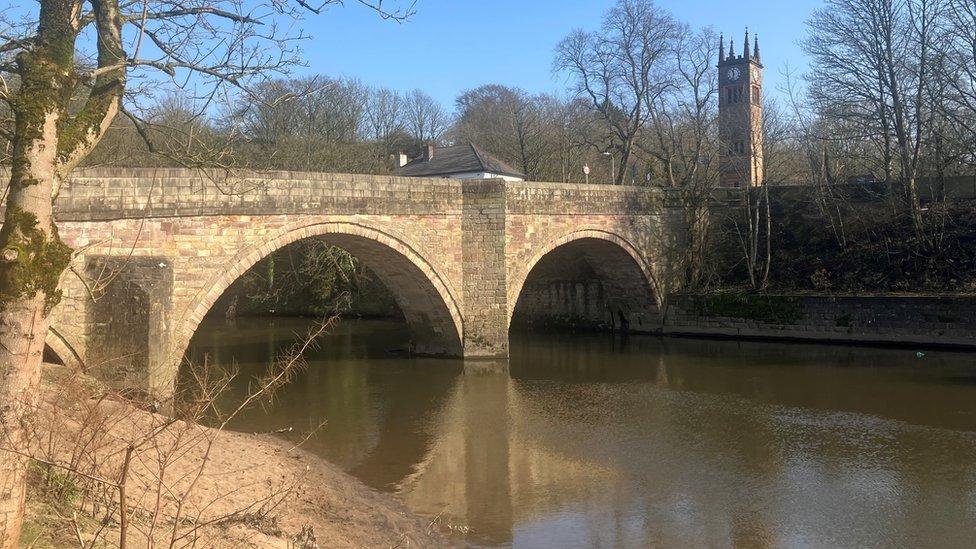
[718,30,763,188]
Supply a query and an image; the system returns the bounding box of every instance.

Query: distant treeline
[3,0,974,299]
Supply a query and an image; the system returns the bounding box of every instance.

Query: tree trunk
[0,92,71,549]
[617,143,632,186]
[0,293,49,549]
[0,1,82,540]
[761,184,772,288]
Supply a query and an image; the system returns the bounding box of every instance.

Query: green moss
[693,291,803,325]
[10,51,72,188]
[56,76,123,163]
[0,206,73,313]
[29,462,81,507]
[37,0,80,68]
[11,13,122,176]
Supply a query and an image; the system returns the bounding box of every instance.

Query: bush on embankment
[708,186,976,295]
[212,237,400,319]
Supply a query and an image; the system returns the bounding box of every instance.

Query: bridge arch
[44,328,84,370]
[171,222,465,381]
[509,229,660,331]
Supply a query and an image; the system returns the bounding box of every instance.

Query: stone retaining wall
[665,294,976,348]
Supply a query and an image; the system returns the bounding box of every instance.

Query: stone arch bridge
[29,168,681,394]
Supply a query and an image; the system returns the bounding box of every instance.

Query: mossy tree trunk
[0,0,123,544]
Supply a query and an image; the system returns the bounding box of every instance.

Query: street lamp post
[602,151,616,184]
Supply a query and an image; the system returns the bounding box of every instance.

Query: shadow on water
[185,316,976,548]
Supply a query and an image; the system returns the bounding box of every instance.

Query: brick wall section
[666,295,976,348]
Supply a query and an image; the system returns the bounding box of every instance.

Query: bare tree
[554,0,682,184]
[805,0,946,232]
[364,86,405,151]
[642,27,718,187]
[941,0,976,167]
[0,0,414,542]
[403,89,447,146]
[745,86,818,289]
[781,65,853,248]
[236,77,365,143]
[636,25,720,286]
[242,76,367,170]
[453,84,551,178]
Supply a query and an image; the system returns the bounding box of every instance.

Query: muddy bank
[23,365,445,548]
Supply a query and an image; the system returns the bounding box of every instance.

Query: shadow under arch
[171,222,465,384]
[44,327,84,370]
[509,230,659,332]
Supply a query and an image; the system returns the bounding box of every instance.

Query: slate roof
[395,144,526,179]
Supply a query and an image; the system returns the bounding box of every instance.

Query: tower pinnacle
[718,26,764,188]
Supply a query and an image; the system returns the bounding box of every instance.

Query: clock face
[727,67,741,81]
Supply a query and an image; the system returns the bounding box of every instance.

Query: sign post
[583,163,590,184]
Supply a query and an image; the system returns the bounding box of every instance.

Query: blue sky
[300,0,824,110]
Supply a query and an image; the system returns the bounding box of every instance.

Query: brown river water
[186,316,976,548]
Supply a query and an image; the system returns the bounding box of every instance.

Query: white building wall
[448,171,524,182]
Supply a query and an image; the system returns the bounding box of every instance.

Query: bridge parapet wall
[42,168,466,220]
[504,180,660,214]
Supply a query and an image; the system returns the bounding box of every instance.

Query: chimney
[394,152,409,168]
[423,144,435,161]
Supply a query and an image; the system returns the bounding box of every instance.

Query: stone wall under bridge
[3,168,683,396]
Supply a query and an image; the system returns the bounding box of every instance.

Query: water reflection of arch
[392,360,784,547]
[508,229,659,329]
[397,365,622,547]
[170,222,465,389]
[183,318,465,489]
[346,357,462,490]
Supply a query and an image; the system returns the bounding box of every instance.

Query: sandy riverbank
[22,365,446,547]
